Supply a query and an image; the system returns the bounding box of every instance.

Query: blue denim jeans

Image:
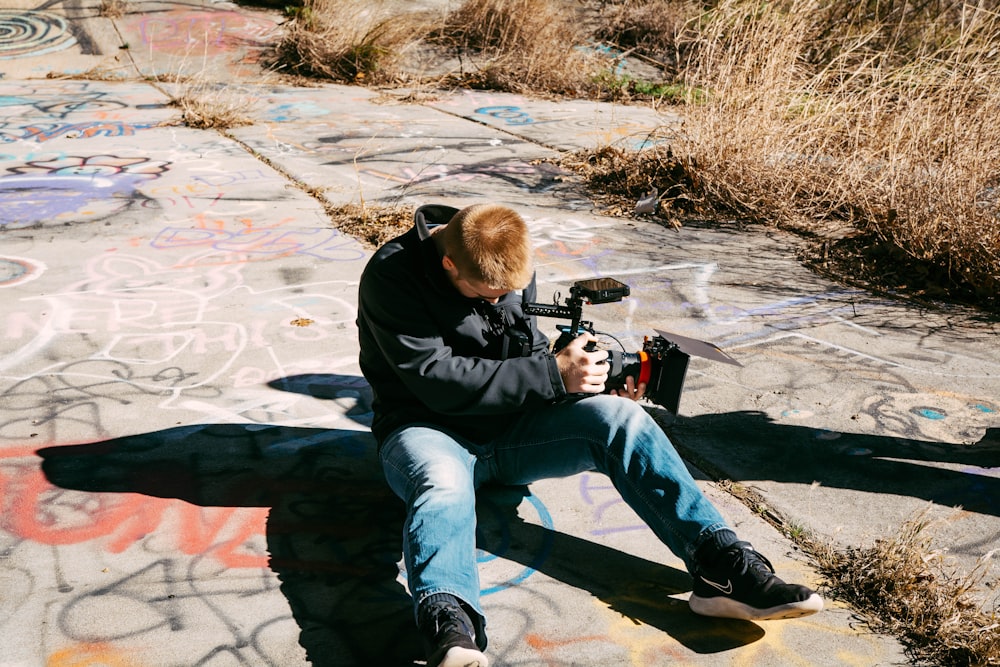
[379,395,731,626]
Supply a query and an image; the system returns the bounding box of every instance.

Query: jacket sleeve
[359,268,567,416]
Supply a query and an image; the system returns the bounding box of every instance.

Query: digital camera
[525,278,739,414]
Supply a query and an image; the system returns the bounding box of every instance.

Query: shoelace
[729,543,776,582]
[428,604,475,638]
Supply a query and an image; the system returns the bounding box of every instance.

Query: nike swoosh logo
[700,575,733,594]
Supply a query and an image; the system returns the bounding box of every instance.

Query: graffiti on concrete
[0,10,77,60]
[151,227,367,264]
[0,55,993,666]
[0,255,45,288]
[0,155,167,229]
[0,90,127,118]
[359,160,566,193]
[0,82,169,145]
[124,10,279,57]
[0,120,162,143]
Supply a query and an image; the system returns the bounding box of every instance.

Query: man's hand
[609,375,647,402]
[555,332,609,393]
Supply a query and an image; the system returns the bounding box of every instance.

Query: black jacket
[357,204,567,445]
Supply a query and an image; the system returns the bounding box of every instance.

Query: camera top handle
[523,278,630,352]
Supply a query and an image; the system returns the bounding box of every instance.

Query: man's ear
[442,255,457,273]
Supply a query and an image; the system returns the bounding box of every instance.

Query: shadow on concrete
[36,422,767,662]
[32,374,776,663]
[476,485,766,655]
[275,373,770,653]
[668,410,1000,517]
[37,423,421,667]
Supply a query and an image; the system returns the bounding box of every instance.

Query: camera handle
[552,322,595,354]
[554,324,623,373]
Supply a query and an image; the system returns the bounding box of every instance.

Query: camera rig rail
[524,277,740,414]
[523,277,630,352]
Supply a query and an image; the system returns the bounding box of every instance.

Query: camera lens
[607,350,650,390]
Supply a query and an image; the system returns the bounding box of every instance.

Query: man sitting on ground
[357,202,823,667]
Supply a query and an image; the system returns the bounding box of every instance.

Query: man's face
[442,256,508,304]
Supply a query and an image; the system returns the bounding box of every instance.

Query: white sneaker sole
[689,592,824,621]
[436,645,489,667]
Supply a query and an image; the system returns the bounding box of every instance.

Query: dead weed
[559,142,703,221]
[810,509,999,667]
[172,84,256,130]
[273,0,434,83]
[328,203,413,249]
[99,0,128,18]
[431,0,608,96]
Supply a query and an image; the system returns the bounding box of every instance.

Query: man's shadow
[666,410,1000,517]
[38,422,422,666]
[37,374,772,666]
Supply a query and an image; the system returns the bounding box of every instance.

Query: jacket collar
[414,204,460,295]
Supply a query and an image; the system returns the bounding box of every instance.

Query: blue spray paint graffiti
[475,106,540,126]
[0,155,168,229]
[0,255,45,287]
[0,10,77,60]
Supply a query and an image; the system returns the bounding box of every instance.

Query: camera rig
[524,277,740,414]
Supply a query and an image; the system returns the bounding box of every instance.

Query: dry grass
[431,0,609,96]
[327,202,413,249]
[561,140,700,219]
[594,0,701,76]
[267,0,1000,312]
[273,0,612,95]
[98,0,128,18]
[714,477,1000,667]
[568,0,1000,311]
[810,509,999,666]
[171,82,257,130]
[273,0,433,83]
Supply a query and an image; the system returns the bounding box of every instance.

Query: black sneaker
[417,594,488,667]
[689,541,824,620]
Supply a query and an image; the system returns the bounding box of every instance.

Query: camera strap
[480,301,533,360]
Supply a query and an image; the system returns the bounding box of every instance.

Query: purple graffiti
[0,155,168,229]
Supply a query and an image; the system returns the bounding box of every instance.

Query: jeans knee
[585,394,650,431]
[581,396,671,462]
[411,457,475,510]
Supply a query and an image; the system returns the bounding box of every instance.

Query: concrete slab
[0,0,284,81]
[521,204,1000,604]
[228,84,590,208]
[2,1,998,665]
[0,81,913,667]
[0,79,176,151]
[426,89,680,152]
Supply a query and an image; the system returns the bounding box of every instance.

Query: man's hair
[442,204,533,290]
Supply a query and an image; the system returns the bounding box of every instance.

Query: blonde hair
[442,204,533,290]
